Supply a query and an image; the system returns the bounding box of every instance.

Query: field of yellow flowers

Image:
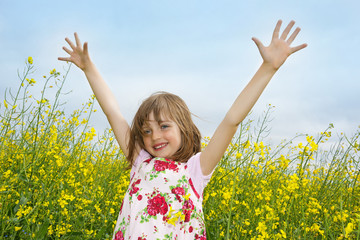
[1,59,359,239]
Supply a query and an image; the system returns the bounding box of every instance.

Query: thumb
[252,37,264,51]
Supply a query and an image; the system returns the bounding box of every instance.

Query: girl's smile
[142,112,182,159]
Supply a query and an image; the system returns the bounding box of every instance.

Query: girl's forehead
[142,117,175,128]
[141,112,167,127]
[147,111,172,122]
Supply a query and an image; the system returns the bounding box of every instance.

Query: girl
[58,20,307,239]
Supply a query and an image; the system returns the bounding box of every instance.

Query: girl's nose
[151,129,161,140]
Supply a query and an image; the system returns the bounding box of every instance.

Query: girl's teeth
[155,144,166,149]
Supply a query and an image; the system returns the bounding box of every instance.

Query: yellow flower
[15,226,22,231]
[50,69,56,75]
[26,78,36,85]
[3,169,12,178]
[58,199,68,208]
[110,208,115,214]
[280,229,286,238]
[222,191,231,200]
[95,204,101,214]
[3,100,8,109]
[308,138,318,152]
[28,56,33,64]
[175,211,185,221]
[345,222,354,238]
[255,208,262,216]
[256,221,267,233]
[167,217,177,226]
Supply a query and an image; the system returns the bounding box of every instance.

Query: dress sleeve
[187,152,214,197]
[130,149,151,179]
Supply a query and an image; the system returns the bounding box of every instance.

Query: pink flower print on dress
[154,160,169,171]
[129,179,141,196]
[171,187,185,202]
[153,159,179,172]
[183,198,195,222]
[171,187,185,195]
[195,235,206,240]
[112,151,209,239]
[195,231,207,240]
[114,230,124,240]
[147,194,168,216]
[168,161,179,171]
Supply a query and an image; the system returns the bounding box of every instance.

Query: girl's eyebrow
[145,119,173,123]
[159,120,174,124]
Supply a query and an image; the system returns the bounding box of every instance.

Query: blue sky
[1,0,359,144]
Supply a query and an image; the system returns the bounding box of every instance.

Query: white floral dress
[112,150,208,240]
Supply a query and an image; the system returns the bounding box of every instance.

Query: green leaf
[35,218,50,240]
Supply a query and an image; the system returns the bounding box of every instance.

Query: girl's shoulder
[138,149,152,161]
[130,149,152,177]
[186,152,213,179]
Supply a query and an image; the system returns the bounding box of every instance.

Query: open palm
[252,20,307,70]
[58,33,90,71]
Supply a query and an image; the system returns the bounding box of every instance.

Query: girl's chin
[146,148,175,159]
[154,154,169,159]
[150,152,172,159]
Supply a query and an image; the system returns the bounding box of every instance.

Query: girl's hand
[252,20,307,70]
[58,33,91,71]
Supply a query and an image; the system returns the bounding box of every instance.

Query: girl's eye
[143,129,151,135]
[161,125,169,130]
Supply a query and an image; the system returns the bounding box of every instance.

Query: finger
[58,57,71,62]
[272,20,282,40]
[252,37,264,51]
[280,20,295,40]
[83,42,89,56]
[62,46,72,55]
[287,27,301,45]
[74,32,81,47]
[290,43,308,54]
[65,37,76,50]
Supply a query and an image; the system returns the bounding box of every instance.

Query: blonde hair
[127,92,201,167]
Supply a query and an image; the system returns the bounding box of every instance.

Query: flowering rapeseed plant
[1,59,359,239]
[0,59,129,239]
[203,108,360,239]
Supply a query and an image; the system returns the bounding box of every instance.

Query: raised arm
[200,20,307,175]
[58,33,131,157]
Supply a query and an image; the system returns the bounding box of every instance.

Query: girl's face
[142,112,182,159]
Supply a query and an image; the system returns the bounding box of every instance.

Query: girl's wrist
[82,60,95,73]
[261,62,278,74]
